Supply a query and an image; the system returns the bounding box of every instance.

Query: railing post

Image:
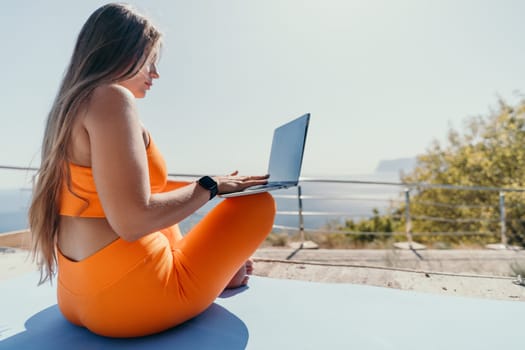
[286,184,317,258]
[499,191,507,247]
[395,187,423,249]
[404,188,413,246]
[297,185,305,243]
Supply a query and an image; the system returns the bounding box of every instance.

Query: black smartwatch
[197,176,218,200]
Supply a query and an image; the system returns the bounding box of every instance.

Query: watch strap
[197,176,218,200]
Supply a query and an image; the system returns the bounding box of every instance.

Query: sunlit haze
[1,0,524,189]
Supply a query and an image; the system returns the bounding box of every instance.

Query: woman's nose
[150,63,160,79]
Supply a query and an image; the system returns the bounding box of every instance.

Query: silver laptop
[220,113,310,198]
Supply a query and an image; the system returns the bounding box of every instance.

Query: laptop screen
[266,114,310,183]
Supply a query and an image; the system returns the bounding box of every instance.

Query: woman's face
[118,50,160,98]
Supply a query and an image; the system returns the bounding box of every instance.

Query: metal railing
[268,178,525,248]
[1,165,524,247]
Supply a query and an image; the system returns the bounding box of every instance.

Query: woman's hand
[214,171,269,194]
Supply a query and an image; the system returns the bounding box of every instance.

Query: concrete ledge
[0,230,31,250]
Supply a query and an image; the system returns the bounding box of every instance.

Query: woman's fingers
[225,173,269,181]
[238,174,269,181]
[215,173,269,194]
[251,174,270,180]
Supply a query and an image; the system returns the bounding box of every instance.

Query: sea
[0,172,404,234]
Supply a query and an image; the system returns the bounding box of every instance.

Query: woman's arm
[82,84,209,240]
[83,84,267,241]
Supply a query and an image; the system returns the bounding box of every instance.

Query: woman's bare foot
[225,259,254,289]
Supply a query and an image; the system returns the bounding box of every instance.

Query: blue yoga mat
[1,272,524,349]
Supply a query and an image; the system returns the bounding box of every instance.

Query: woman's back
[57,84,152,261]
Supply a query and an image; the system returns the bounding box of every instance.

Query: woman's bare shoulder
[85,84,137,124]
[90,84,135,112]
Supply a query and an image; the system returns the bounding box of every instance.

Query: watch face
[200,176,216,189]
[198,176,218,199]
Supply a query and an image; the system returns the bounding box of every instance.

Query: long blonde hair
[29,3,162,284]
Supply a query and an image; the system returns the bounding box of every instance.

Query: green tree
[401,99,525,246]
[339,208,404,247]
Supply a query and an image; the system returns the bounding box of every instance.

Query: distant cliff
[375,157,416,174]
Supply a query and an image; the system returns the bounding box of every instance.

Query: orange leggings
[57,193,275,337]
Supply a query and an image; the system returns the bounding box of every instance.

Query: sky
[1,0,525,189]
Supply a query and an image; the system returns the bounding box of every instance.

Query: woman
[29,3,275,338]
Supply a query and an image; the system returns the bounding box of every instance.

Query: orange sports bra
[59,139,168,218]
